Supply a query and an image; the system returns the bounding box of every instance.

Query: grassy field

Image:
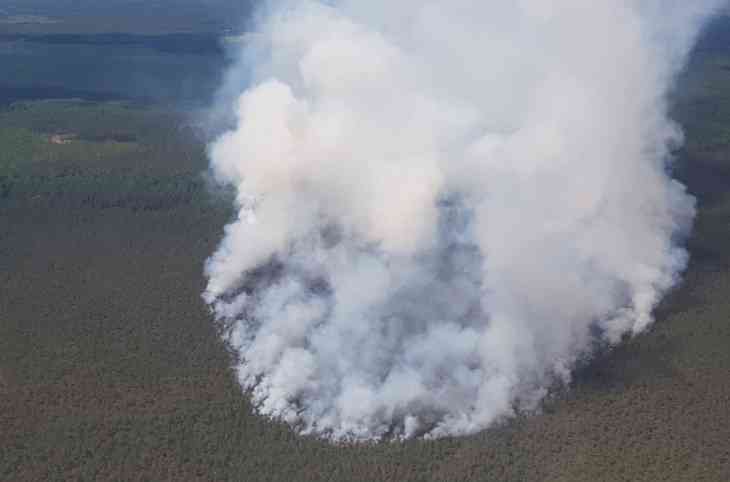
[1,15,730,482]
[0,101,214,210]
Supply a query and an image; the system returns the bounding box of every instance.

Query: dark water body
[0,33,223,55]
[0,34,228,105]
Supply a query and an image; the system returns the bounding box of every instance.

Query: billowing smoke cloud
[204,0,725,440]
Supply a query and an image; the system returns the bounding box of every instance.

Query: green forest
[1,6,730,482]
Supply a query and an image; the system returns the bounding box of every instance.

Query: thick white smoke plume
[204,1,725,440]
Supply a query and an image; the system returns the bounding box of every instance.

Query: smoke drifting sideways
[203,0,726,441]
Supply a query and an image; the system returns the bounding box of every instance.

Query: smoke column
[204,1,725,440]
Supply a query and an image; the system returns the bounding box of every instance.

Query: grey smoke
[204,0,725,440]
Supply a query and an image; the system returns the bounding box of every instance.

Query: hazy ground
[1,6,730,482]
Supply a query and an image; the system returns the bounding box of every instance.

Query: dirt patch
[48,133,77,145]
